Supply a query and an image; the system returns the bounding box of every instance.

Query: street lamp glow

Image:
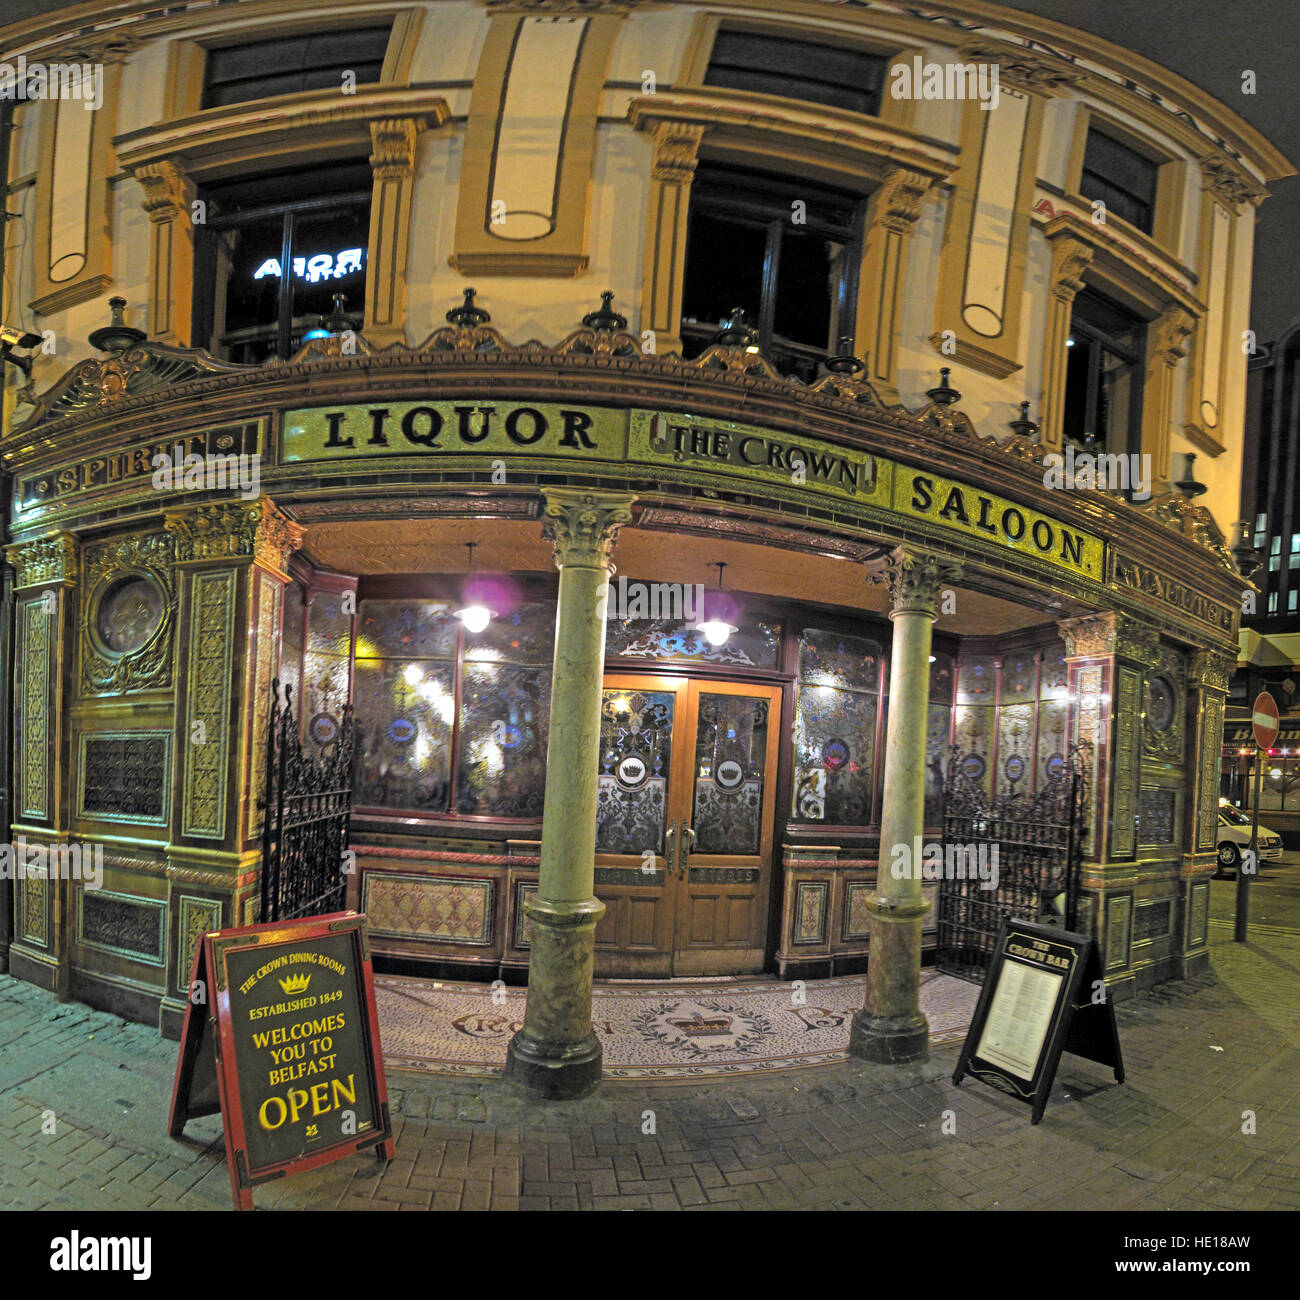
[698,618,737,647]
[456,603,492,634]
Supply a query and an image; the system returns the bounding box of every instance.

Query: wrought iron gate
[259,680,355,924]
[935,744,1090,982]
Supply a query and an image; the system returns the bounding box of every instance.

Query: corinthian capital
[5,532,79,590]
[875,546,963,618]
[541,488,635,570]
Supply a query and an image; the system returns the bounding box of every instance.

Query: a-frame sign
[952,918,1124,1124]
[169,911,395,1209]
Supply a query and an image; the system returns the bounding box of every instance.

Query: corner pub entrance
[2,301,1244,1061]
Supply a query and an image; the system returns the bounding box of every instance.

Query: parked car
[1216,801,1283,877]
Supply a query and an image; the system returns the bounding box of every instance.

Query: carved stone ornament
[650,122,705,185]
[1143,493,1237,571]
[1050,235,1093,302]
[370,117,421,181]
[1151,304,1196,366]
[871,546,963,618]
[957,42,1085,95]
[541,488,635,570]
[1056,611,1160,663]
[164,498,305,575]
[1189,649,1234,693]
[875,168,932,234]
[5,533,79,590]
[80,530,176,695]
[132,160,194,224]
[1199,155,1269,208]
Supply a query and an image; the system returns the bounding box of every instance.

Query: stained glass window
[692,694,769,854]
[792,630,883,825]
[302,591,354,756]
[606,611,780,669]
[597,689,674,854]
[456,604,553,818]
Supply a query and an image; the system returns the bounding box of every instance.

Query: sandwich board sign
[952,918,1124,1124]
[168,910,395,1209]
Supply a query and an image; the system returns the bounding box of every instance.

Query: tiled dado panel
[781,865,936,956]
[362,870,496,947]
[76,888,166,968]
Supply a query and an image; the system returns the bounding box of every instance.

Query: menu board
[953,919,1124,1124]
[168,911,395,1209]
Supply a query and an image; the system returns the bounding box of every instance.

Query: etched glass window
[597,690,675,855]
[791,630,883,825]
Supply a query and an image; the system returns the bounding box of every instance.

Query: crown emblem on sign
[279,973,311,995]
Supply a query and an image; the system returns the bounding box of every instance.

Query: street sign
[952,919,1123,1124]
[1252,691,1279,750]
[168,911,395,1210]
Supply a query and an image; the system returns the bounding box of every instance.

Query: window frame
[1062,288,1148,461]
[679,162,867,380]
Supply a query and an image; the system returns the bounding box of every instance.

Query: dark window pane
[705,30,887,117]
[203,27,391,109]
[1080,129,1158,234]
[1062,289,1146,453]
[680,210,768,337]
[773,226,848,350]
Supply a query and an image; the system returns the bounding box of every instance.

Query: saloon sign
[281,401,1104,580]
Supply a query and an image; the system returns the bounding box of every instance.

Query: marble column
[505,488,635,1099]
[850,546,962,1064]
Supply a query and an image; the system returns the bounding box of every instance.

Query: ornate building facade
[0,0,1287,1087]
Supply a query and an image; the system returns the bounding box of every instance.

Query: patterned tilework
[363,872,494,944]
[183,571,236,839]
[375,971,979,1079]
[20,870,47,947]
[20,597,50,820]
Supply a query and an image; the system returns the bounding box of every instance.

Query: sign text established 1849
[168,911,394,1210]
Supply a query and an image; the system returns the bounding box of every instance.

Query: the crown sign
[278,973,311,995]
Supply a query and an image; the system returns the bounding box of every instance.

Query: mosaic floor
[376,970,980,1080]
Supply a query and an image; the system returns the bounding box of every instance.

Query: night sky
[2,0,1297,338]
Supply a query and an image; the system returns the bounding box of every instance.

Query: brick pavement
[1,927,1298,1212]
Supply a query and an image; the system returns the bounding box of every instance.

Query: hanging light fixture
[455,542,494,633]
[697,561,739,647]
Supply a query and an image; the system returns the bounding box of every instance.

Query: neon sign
[252,249,364,283]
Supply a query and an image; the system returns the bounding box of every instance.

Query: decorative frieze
[6,533,79,590]
[1189,649,1235,693]
[1057,611,1160,664]
[165,499,304,576]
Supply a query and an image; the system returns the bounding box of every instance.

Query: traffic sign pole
[1236,752,1259,943]
[1239,692,1279,944]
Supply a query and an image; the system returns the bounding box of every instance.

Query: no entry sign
[1253,691,1280,750]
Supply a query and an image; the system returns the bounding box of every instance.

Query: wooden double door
[592,675,782,977]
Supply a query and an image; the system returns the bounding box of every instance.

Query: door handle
[663,821,675,879]
[680,825,696,877]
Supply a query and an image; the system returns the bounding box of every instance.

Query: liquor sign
[168,911,395,1210]
[952,919,1124,1124]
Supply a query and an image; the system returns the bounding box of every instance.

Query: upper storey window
[1063,289,1146,458]
[680,164,863,383]
[194,161,371,363]
[201,26,392,109]
[703,29,888,117]
[1080,129,1159,236]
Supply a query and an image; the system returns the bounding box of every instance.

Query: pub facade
[1,1,1285,1085]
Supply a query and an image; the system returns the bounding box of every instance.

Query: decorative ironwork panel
[607,616,780,669]
[1137,787,1177,844]
[183,570,235,838]
[456,664,550,817]
[1132,899,1173,942]
[792,685,876,825]
[19,597,51,820]
[936,743,1089,983]
[79,732,171,824]
[352,659,454,811]
[798,629,881,692]
[260,681,354,923]
[78,890,166,965]
[692,694,769,854]
[597,689,673,854]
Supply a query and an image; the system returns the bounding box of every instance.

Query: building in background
[0,1,1288,1086]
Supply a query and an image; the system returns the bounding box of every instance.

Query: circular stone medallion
[96,576,164,655]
